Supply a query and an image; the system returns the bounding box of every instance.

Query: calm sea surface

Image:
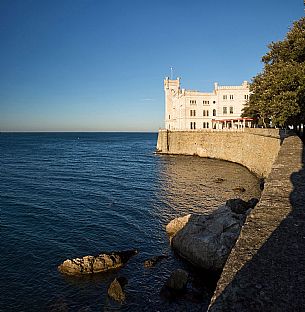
[0,133,261,311]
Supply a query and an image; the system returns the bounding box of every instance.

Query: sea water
[0,132,261,311]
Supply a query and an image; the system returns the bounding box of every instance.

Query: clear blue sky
[0,0,303,132]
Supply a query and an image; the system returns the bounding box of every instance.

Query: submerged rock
[58,249,138,275]
[166,269,189,290]
[232,186,246,192]
[166,199,258,271]
[214,178,225,183]
[259,178,265,190]
[160,269,189,300]
[107,277,128,303]
[143,255,168,268]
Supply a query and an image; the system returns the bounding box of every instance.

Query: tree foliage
[243,17,305,127]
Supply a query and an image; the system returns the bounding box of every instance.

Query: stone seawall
[208,134,305,311]
[157,129,305,311]
[157,129,282,177]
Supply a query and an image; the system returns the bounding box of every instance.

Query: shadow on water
[209,134,305,312]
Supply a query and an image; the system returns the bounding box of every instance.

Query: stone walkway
[209,135,305,312]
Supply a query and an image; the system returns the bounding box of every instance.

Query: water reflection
[155,155,261,222]
[0,132,263,312]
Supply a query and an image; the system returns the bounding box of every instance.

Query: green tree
[243,17,305,127]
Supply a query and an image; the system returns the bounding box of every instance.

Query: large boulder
[226,198,250,214]
[166,199,257,271]
[166,214,191,237]
[58,249,138,275]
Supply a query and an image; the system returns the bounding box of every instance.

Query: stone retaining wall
[157,129,304,311]
[156,129,282,177]
[208,134,305,311]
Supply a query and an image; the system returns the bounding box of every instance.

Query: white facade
[164,77,251,130]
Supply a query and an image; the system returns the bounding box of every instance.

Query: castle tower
[164,77,180,130]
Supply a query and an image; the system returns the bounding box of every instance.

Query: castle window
[230,107,234,114]
[203,100,210,105]
[169,115,170,119]
[213,109,216,116]
[190,122,196,130]
[207,122,209,128]
[203,110,209,116]
[223,107,227,114]
[190,100,197,104]
[230,95,234,100]
[223,95,227,100]
[244,94,249,100]
[213,101,216,104]
[203,122,206,128]
[190,110,196,117]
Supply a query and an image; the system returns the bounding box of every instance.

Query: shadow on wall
[208,135,305,312]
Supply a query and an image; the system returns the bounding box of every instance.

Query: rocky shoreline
[166,198,259,271]
[58,249,138,275]
[57,197,259,307]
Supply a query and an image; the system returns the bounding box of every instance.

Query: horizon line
[0,130,159,133]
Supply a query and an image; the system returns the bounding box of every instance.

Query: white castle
[164,77,252,130]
